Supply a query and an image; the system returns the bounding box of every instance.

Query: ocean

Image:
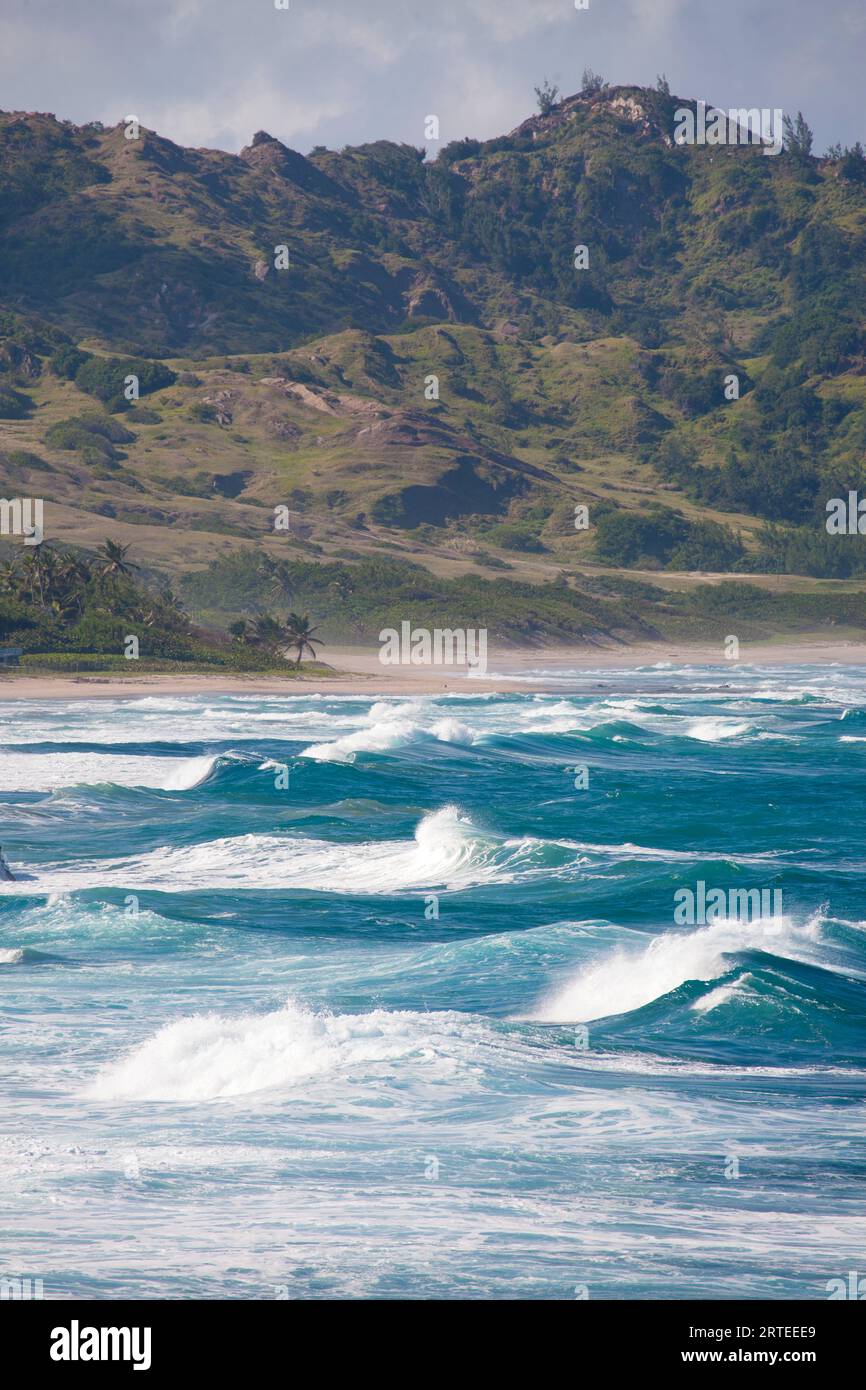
[2,663,865,1300]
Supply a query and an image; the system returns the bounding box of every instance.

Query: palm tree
[21,543,55,608]
[267,568,293,610]
[49,591,82,622]
[0,560,21,598]
[250,614,286,655]
[57,550,91,587]
[56,551,91,617]
[284,612,322,668]
[95,539,137,580]
[156,588,188,631]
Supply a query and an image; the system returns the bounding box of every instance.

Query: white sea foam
[690,972,757,1012]
[569,838,786,866]
[160,753,222,790]
[0,806,583,896]
[296,693,758,752]
[531,914,822,1023]
[0,748,241,794]
[87,992,819,1107]
[300,701,475,762]
[78,990,866,1104]
[0,751,196,794]
[0,695,377,750]
[510,703,757,742]
[685,718,753,742]
[82,999,483,1101]
[302,718,418,762]
[429,717,473,743]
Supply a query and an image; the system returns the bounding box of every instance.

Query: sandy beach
[1,638,865,700]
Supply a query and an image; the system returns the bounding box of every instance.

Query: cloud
[146,83,349,152]
[460,0,571,42]
[0,0,860,155]
[626,0,687,35]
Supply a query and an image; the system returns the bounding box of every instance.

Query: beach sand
[1,638,865,699]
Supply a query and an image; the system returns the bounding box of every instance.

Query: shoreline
[1,638,865,699]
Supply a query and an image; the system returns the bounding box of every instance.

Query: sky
[1,0,863,157]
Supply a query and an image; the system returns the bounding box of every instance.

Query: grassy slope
[2,87,866,644]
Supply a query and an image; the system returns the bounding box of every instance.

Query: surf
[530,910,824,1023]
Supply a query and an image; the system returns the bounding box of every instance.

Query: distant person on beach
[0,846,16,881]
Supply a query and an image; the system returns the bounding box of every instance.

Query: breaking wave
[301,701,474,762]
[83,998,488,1102]
[531,911,824,1023]
[0,806,584,896]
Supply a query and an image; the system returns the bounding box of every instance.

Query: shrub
[66,614,197,659]
[73,355,176,405]
[439,138,482,164]
[595,507,744,570]
[2,448,54,473]
[485,521,546,552]
[0,386,34,418]
[534,79,560,117]
[45,415,135,458]
[50,344,92,379]
[752,523,866,578]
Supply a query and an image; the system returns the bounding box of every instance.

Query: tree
[159,589,186,622]
[581,67,605,95]
[329,570,354,602]
[50,344,91,380]
[534,79,560,117]
[0,561,21,598]
[94,539,137,580]
[656,74,671,97]
[267,567,293,610]
[49,590,81,622]
[21,544,56,609]
[249,614,286,656]
[840,142,866,182]
[284,612,322,667]
[783,111,813,158]
[1,545,94,614]
[54,550,91,618]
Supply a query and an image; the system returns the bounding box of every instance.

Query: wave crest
[83,999,477,1102]
[531,912,822,1023]
[0,806,584,896]
[301,701,474,762]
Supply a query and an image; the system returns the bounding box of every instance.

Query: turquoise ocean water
[1,663,865,1299]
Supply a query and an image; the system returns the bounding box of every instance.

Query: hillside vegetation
[3,82,866,648]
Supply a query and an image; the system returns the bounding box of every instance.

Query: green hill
[3,81,866,647]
